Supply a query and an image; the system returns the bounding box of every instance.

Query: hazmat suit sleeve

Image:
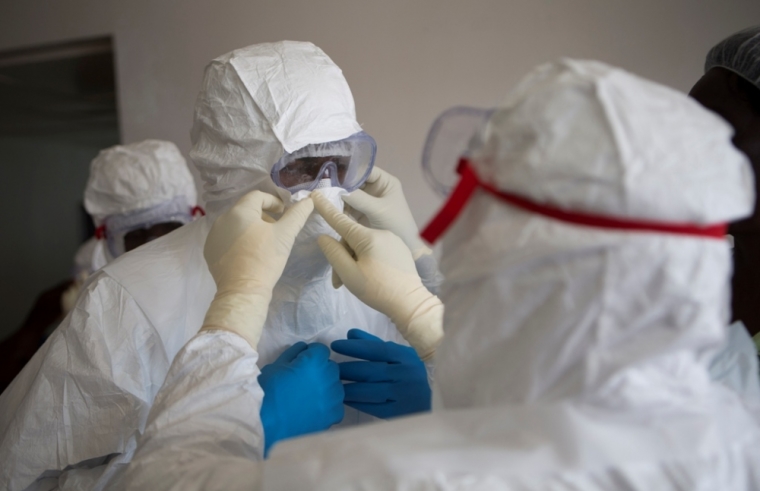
[118,190,319,488]
[115,330,264,491]
[0,273,170,491]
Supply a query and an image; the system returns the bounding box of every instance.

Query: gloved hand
[342,167,431,259]
[201,190,314,348]
[342,167,443,294]
[312,191,443,360]
[259,342,344,456]
[332,329,431,419]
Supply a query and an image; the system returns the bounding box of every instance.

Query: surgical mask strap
[420,158,728,244]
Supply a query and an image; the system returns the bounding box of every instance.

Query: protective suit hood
[436,59,755,409]
[190,41,363,213]
[84,139,197,226]
[83,139,199,264]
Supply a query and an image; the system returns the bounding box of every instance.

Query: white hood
[84,139,196,226]
[435,59,755,410]
[190,41,363,213]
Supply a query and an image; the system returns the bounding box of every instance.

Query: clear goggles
[271,131,377,193]
[422,106,494,197]
[98,196,200,258]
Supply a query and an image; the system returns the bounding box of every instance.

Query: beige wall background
[1,0,759,224]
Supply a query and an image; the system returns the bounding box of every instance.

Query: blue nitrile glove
[258,342,344,455]
[331,329,431,419]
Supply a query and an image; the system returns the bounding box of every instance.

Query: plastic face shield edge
[422,107,493,197]
[103,196,194,257]
[271,131,377,194]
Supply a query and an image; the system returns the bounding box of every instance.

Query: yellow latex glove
[342,167,431,260]
[340,167,443,295]
[201,191,314,348]
[313,191,443,361]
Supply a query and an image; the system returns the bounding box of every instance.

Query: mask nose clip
[314,160,340,189]
[315,178,333,189]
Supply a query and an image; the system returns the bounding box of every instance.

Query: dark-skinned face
[123,222,184,252]
[689,67,760,234]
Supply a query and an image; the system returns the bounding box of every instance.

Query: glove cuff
[415,253,444,296]
[201,290,270,348]
[392,287,444,361]
[409,242,433,261]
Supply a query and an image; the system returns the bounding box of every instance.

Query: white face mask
[265,184,351,339]
[282,184,348,280]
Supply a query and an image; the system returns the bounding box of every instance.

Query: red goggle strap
[421,159,727,245]
[420,160,480,243]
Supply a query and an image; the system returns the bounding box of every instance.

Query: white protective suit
[84,139,199,263]
[710,321,760,401]
[0,42,405,491]
[60,140,197,313]
[60,237,107,314]
[72,237,107,278]
[117,59,760,490]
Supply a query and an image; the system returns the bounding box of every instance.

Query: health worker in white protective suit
[0,139,199,394]
[62,139,203,310]
[0,41,440,491]
[116,59,760,490]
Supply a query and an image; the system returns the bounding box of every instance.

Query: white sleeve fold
[116,330,265,491]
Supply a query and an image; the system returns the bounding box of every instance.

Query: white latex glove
[201,190,314,348]
[341,167,443,294]
[313,191,443,361]
[343,167,431,260]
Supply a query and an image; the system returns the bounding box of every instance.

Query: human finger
[292,342,332,365]
[346,328,383,342]
[274,341,309,364]
[235,190,286,218]
[317,235,361,291]
[343,382,394,403]
[331,338,394,362]
[312,191,367,247]
[338,361,391,382]
[341,189,380,216]
[274,198,314,242]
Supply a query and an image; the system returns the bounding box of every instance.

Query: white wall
[2,0,759,224]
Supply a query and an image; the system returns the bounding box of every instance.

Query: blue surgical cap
[705,26,760,90]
